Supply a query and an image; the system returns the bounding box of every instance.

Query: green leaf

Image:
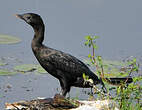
[85,35,91,40]
[83,73,86,80]
[14,64,37,73]
[14,64,47,74]
[92,44,97,49]
[88,54,92,58]
[0,34,21,44]
[84,41,89,46]
[88,43,91,47]
[117,86,121,94]
[97,56,102,61]
[0,60,7,66]
[133,58,136,63]
[83,73,89,80]
[86,75,89,80]
[36,65,47,74]
[0,69,17,76]
[93,36,99,39]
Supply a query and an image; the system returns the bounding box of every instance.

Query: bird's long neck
[32,24,45,47]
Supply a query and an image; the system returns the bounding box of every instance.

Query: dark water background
[0,0,142,109]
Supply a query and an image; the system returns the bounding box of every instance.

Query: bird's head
[15,13,44,28]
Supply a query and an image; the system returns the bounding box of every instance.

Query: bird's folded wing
[46,50,91,76]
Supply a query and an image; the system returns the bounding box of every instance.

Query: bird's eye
[27,16,31,19]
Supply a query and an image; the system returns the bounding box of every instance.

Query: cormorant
[15,13,132,96]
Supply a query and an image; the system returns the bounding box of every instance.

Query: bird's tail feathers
[104,77,133,85]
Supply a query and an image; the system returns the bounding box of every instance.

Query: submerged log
[5,94,119,110]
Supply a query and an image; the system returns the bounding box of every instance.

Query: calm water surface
[0,0,142,109]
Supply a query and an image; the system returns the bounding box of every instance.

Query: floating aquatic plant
[36,65,47,74]
[0,34,21,44]
[14,64,37,73]
[0,60,7,66]
[14,64,46,73]
[0,69,17,76]
[84,59,128,78]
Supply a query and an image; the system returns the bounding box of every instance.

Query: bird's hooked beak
[15,14,23,20]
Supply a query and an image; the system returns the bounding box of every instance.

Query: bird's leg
[62,89,68,97]
[59,79,70,97]
[59,84,66,96]
[90,87,93,95]
[61,83,70,97]
[66,92,71,99]
[61,85,71,97]
[60,88,64,95]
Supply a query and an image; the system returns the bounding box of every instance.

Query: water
[0,0,142,109]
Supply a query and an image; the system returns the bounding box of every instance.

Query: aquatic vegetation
[35,65,47,74]
[0,60,7,66]
[0,34,141,109]
[14,64,38,73]
[0,69,17,76]
[0,56,47,75]
[0,34,21,44]
[14,64,46,73]
[84,59,129,78]
[84,35,142,110]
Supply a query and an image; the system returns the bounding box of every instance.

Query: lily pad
[103,60,127,67]
[36,65,47,74]
[14,64,47,73]
[14,64,37,73]
[0,34,21,44]
[84,59,129,77]
[0,60,7,66]
[0,69,17,76]
[84,59,127,67]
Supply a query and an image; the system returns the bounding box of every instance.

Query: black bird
[16,13,132,96]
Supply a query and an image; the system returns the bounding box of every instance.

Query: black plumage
[16,13,132,96]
